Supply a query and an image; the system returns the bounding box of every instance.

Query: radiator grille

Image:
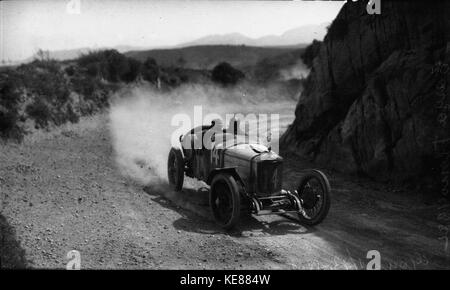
[257,161,282,195]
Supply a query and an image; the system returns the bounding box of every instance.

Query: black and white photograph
[0,0,449,275]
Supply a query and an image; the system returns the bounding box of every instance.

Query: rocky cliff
[281,0,450,188]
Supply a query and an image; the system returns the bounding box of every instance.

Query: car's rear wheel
[296,169,331,226]
[210,173,241,230]
[167,147,184,191]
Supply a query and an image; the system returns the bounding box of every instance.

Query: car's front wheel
[210,173,241,230]
[295,169,331,226]
[167,147,184,191]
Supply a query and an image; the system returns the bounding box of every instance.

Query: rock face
[281,0,450,186]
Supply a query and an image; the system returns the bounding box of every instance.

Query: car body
[168,121,331,229]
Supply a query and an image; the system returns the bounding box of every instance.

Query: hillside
[0,50,206,142]
[250,48,308,82]
[125,45,305,70]
[18,46,149,64]
[0,46,307,142]
[281,0,450,190]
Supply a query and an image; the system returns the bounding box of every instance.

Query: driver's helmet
[210,118,223,132]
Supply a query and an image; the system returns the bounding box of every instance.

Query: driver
[210,118,223,132]
[203,118,223,149]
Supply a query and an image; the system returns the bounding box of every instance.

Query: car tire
[167,147,184,191]
[296,169,331,226]
[210,173,241,230]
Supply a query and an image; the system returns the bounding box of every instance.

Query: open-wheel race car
[167,119,331,229]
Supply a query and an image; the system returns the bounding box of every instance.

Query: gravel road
[1,115,449,269]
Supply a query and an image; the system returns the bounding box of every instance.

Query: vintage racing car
[167,119,331,229]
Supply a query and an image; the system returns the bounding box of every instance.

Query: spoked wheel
[210,173,241,230]
[296,169,331,226]
[167,147,184,191]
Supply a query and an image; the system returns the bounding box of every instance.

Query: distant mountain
[179,23,329,47]
[125,45,306,70]
[179,33,255,47]
[13,23,327,65]
[254,23,329,46]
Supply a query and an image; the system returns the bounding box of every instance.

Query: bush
[77,50,134,83]
[142,57,160,83]
[65,104,79,123]
[71,74,111,109]
[211,62,245,86]
[161,74,181,87]
[52,103,80,125]
[160,67,189,88]
[103,50,130,82]
[85,63,100,78]
[0,72,21,110]
[0,52,125,141]
[65,65,76,76]
[77,50,108,70]
[121,58,141,83]
[0,72,24,140]
[0,110,23,141]
[18,60,70,105]
[71,75,96,98]
[26,99,52,129]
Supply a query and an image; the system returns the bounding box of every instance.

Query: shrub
[77,50,107,68]
[211,62,245,86]
[64,65,76,76]
[0,110,23,141]
[142,57,160,83]
[121,58,141,83]
[0,72,22,110]
[71,75,96,98]
[77,50,132,83]
[52,103,80,125]
[160,67,189,88]
[0,72,24,140]
[18,60,70,105]
[70,75,111,108]
[162,74,181,87]
[65,104,79,123]
[85,63,100,78]
[0,51,125,141]
[103,50,130,82]
[26,99,52,129]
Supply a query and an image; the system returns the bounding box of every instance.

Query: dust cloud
[108,83,296,187]
[279,60,309,81]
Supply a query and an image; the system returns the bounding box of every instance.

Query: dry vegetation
[0,45,309,142]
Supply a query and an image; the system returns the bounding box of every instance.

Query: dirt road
[1,115,449,269]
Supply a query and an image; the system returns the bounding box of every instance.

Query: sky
[0,0,344,62]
